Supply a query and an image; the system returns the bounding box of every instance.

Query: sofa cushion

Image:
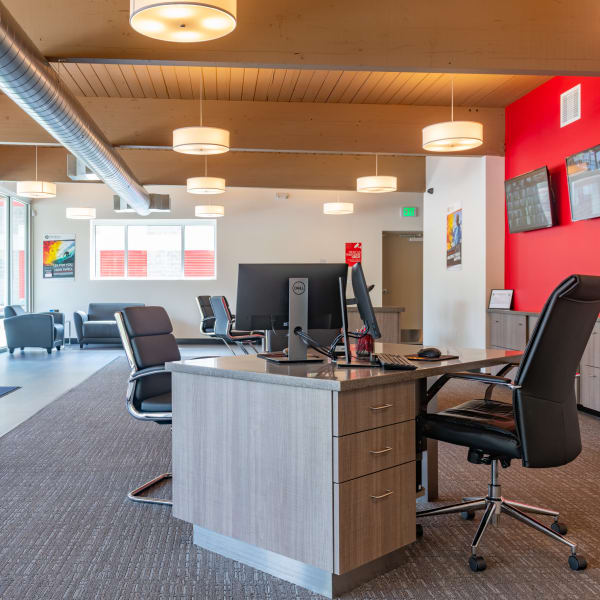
[53,323,64,341]
[83,320,119,338]
[88,302,145,321]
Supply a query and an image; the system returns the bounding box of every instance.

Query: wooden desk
[168,343,521,598]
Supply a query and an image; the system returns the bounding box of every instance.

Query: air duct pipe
[0,2,151,215]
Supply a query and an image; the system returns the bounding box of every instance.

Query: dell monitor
[235,263,348,362]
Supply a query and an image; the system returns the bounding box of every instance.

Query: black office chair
[417,274,600,572]
[115,306,180,506]
[210,296,264,355]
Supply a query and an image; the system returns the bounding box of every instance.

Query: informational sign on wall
[43,234,75,278]
[345,242,362,266]
[446,206,462,270]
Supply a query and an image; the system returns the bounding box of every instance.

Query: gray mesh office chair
[210,296,264,354]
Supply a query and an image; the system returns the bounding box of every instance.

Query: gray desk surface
[168,342,522,392]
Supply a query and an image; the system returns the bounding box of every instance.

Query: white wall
[31,183,423,338]
[422,156,504,349]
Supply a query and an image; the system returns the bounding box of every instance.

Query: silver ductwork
[0,2,151,215]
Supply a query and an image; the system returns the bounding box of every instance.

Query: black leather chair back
[209,296,233,337]
[513,275,600,468]
[196,295,215,334]
[118,306,181,408]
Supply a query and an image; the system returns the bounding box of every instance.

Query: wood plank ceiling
[52,63,549,108]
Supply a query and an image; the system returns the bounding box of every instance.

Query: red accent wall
[506,76,600,311]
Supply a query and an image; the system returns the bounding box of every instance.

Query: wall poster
[43,234,75,278]
[446,205,462,270]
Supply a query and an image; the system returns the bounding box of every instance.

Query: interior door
[382,231,423,342]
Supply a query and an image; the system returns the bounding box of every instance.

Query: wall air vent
[560,84,581,127]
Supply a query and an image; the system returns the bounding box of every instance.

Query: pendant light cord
[35,145,38,181]
[451,79,454,122]
[375,153,378,176]
[199,70,203,127]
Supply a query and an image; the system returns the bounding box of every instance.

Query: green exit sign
[402,206,418,217]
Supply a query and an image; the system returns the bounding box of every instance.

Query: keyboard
[375,353,418,370]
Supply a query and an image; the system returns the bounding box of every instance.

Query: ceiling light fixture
[356,154,397,193]
[17,146,56,198]
[323,194,354,215]
[187,156,226,194]
[173,72,230,155]
[195,204,225,218]
[66,207,96,220]
[422,80,483,152]
[130,0,237,43]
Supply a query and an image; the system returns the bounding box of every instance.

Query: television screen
[566,144,600,222]
[505,166,555,233]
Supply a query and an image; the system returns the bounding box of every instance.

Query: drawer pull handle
[370,446,393,455]
[369,403,393,411]
[371,489,394,500]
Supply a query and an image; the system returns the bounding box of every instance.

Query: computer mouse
[417,347,442,359]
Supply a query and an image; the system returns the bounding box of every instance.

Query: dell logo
[292,281,306,295]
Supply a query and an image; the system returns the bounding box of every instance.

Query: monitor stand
[260,277,323,364]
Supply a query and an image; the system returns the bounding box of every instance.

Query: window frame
[90,218,217,281]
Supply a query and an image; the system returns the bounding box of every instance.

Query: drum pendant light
[17,146,57,199]
[187,157,226,194]
[323,193,354,215]
[130,0,237,43]
[356,154,397,193]
[195,205,225,218]
[173,73,230,155]
[422,80,483,152]
[66,207,96,220]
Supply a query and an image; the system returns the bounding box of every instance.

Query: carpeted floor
[1,358,600,599]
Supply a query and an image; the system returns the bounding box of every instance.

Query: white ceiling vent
[560,84,581,127]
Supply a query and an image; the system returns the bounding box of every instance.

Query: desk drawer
[334,421,415,483]
[334,383,415,436]
[334,463,415,574]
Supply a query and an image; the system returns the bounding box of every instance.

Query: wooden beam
[0,146,425,192]
[4,0,600,76]
[0,96,505,156]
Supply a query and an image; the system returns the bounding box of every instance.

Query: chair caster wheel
[416,524,423,538]
[469,555,486,572]
[461,510,476,520]
[568,555,587,571]
[551,521,567,535]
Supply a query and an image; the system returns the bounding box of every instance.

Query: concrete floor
[0,342,229,438]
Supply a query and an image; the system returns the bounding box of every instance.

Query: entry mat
[0,386,20,399]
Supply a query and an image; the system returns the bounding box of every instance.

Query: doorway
[382,231,423,343]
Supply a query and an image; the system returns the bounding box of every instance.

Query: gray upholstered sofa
[3,305,65,354]
[74,302,145,348]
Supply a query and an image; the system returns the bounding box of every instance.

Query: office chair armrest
[201,316,216,325]
[129,366,168,382]
[426,371,520,403]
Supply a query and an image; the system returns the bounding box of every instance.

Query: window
[91,220,216,280]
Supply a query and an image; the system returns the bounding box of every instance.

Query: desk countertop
[167,343,522,392]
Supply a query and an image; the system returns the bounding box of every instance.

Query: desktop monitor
[235,263,348,332]
[351,262,381,339]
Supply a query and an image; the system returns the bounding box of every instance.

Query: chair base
[416,459,587,572]
[127,472,172,506]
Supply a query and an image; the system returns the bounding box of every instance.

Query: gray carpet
[1,358,600,599]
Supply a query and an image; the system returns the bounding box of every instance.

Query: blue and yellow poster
[446,208,462,270]
[43,234,75,278]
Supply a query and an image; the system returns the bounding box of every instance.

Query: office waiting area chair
[417,274,600,572]
[115,305,180,506]
[209,295,264,354]
[196,295,217,338]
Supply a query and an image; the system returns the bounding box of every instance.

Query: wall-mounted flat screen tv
[505,166,555,233]
[566,144,600,222]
